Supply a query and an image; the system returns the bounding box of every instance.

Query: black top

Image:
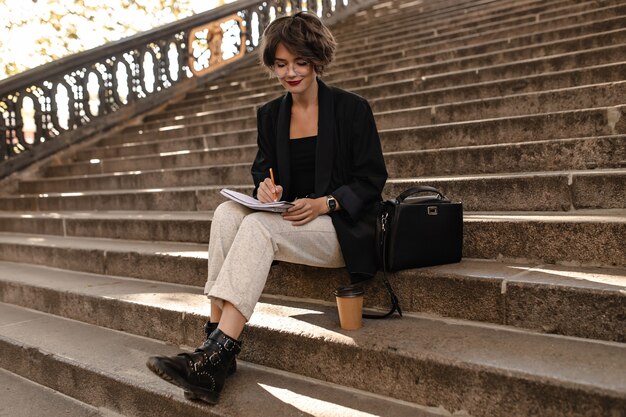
[252,78,388,283]
[288,136,316,199]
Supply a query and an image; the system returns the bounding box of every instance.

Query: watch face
[328,197,337,211]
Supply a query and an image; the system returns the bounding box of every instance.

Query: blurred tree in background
[0,0,234,80]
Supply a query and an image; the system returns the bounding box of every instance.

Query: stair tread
[0,210,215,221]
[0,267,624,396]
[0,368,115,417]
[18,163,626,185]
[0,302,438,417]
[0,231,207,255]
[126,80,626,134]
[0,209,625,223]
[0,246,626,300]
[55,135,625,174]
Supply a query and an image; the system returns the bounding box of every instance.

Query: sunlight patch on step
[60,192,85,197]
[259,384,380,417]
[251,304,355,344]
[111,292,209,314]
[113,171,141,176]
[509,266,626,287]
[159,150,190,157]
[158,125,184,132]
[154,250,207,259]
[89,159,101,164]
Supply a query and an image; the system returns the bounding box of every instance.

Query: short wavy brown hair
[259,11,337,75]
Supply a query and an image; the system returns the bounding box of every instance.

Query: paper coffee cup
[334,285,365,330]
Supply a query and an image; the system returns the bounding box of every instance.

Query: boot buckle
[209,352,221,365]
[223,339,236,351]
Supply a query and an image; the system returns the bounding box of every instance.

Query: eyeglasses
[273,61,311,78]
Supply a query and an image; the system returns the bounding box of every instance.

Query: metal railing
[0,0,374,171]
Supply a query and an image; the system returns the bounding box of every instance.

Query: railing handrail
[0,0,263,96]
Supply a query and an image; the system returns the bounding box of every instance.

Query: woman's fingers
[258,178,279,202]
[282,199,316,225]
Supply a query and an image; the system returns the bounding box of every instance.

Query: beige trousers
[205,201,345,320]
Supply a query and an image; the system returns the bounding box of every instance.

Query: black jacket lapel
[276,93,292,199]
[315,78,335,197]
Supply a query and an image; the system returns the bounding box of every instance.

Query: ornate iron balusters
[0,0,368,164]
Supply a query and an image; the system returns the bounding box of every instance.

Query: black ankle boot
[146,328,242,404]
[204,321,237,375]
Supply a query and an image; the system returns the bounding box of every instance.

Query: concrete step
[0,183,236,212]
[0,211,213,243]
[91,104,626,156]
[194,12,626,101]
[1,281,624,417]
[0,204,622,267]
[308,29,626,84]
[369,62,626,112]
[334,12,626,66]
[336,0,611,37]
[147,41,626,123]
[74,131,255,162]
[17,161,252,194]
[114,82,626,143]
[144,61,625,129]
[377,106,626,152]
[384,136,626,177]
[0,302,434,417]
[47,144,258,178]
[324,42,626,94]
[6,168,626,212]
[227,1,624,85]
[0,368,122,417]
[337,0,510,38]
[384,169,626,212]
[0,232,621,339]
[336,0,625,48]
[363,43,626,90]
[45,134,626,180]
[210,26,626,95]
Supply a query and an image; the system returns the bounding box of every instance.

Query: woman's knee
[213,201,249,224]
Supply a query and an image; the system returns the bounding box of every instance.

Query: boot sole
[146,357,219,405]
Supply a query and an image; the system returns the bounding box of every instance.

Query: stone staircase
[0,0,625,416]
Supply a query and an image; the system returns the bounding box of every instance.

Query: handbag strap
[397,186,445,203]
[363,211,403,320]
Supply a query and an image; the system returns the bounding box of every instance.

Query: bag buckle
[427,206,438,216]
[381,212,388,232]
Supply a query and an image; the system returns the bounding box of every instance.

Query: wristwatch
[326,195,337,213]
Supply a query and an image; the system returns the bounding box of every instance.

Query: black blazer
[251,78,388,283]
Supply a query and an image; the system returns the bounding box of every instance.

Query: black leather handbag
[366,186,463,319]
[377,186,463,271]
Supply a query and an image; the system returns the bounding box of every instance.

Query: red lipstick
[286,80,302,86]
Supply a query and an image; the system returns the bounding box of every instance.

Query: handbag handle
[396,186,445,203]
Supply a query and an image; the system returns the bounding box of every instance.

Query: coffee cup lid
[334,285,364,298]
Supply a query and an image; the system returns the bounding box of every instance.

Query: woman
[146,11,387,404]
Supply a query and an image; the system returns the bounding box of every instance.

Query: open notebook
[220,189,294,213]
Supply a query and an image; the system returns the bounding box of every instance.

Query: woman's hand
[257,178,283,203]
[282,197,327,226]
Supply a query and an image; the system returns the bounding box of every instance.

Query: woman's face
[273,43,317,96]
